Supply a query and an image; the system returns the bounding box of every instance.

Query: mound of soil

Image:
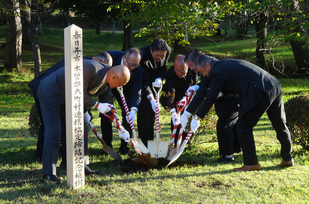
[120,157,170,172]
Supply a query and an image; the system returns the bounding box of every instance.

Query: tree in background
[23,0,58,77]
[132,0,217,50]
[276,0,309,73]
[108,0,141,50]
[4,0,22,70]
[69,0,111,35]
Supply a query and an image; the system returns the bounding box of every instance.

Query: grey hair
[195,54,218,68]
[125,47,142,58]
[184,49,204,63]
[97,52,112,65]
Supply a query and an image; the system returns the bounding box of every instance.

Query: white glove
[84,111,91,124]
[126,107,137,124]
[191,115,201,133]
[95,102,112,114]
[186,85,200,97]
[180,110,192,131]
[153,78,162,87]
[150,99,160,113]
[118,126,130,142]
[170,108,180,126]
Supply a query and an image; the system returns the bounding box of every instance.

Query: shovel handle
[176,90,194,114]
[116,87,138,141]
[152,83,161,134]
[102,105,122,131]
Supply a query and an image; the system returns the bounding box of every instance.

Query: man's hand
[170,108,180,126]
[118,127,130,142]
[186,85,200,97]
[191,115,200,133]
[180,110,192,131]
[150,99,160,113]
[153,77,162,87]
[126,107,137,123]
[84,111,91,124]
[95,102,112,114]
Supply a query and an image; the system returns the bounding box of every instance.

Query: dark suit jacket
[28,56,92,98]
[107,50,144,109]
[38,59,113,111]
[195,59,280,119]
[160,66,198,111]
[139,45,171,97]
[186,75,210,114]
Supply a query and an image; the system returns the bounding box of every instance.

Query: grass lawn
[1,27,309,203]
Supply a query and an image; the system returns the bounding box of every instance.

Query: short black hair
[184,49,204,63]
[150,39,169,51]
[97,52,112,65]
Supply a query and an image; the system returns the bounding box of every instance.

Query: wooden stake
[64,24,84,189]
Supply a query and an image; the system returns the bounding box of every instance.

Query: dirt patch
[120,157,170,172]
[119,157,199,172]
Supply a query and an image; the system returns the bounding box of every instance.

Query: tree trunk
[4,0,22,70]
[288,0,309,72]
[122,19,133,51]
[95,20,100,35]
[30,0,42,77]
[254,11,268,71]
[20,0,31,45]
[290,39,309,71]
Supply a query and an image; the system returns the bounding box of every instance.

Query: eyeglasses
[174,68,186,73]
[125,56,139,69]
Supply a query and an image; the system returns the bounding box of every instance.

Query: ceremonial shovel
[116,87,158,167]
[166,91,193,160]
[88,121,123,164]
[165,130,194,168]
[148,83,169,158]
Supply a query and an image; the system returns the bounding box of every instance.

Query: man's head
[106,65,131,88]
[93,52,113,66]
[195,54,218,77]
[173,54,188,78]
[150,39,169,62]
[122,48,142,71]
[184,49,204,72]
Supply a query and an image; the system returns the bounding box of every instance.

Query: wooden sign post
[64,24,84,189]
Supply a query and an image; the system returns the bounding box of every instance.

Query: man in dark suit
[181,50,241,162]
[137,39,172,146]
[160,54,198,132]
[28,52,112,163]
[100,48,143,155]
[184,54,293,171]
[37,60,130,183]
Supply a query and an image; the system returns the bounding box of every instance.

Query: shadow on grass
[0,168,64,200]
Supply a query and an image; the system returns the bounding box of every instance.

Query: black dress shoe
[42,174,61,184]
[216,156,235,163]
[85,165,99,175]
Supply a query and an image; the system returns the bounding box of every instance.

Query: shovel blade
[166,147,177,160]
[148,140,169,158]
[134,138,150,154]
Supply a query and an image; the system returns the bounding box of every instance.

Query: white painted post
[64,24,84,189]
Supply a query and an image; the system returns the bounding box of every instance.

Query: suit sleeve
[195,73,226,119]
[186,76,210,114]
[83,66,98,110]
[128,67,144,109]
